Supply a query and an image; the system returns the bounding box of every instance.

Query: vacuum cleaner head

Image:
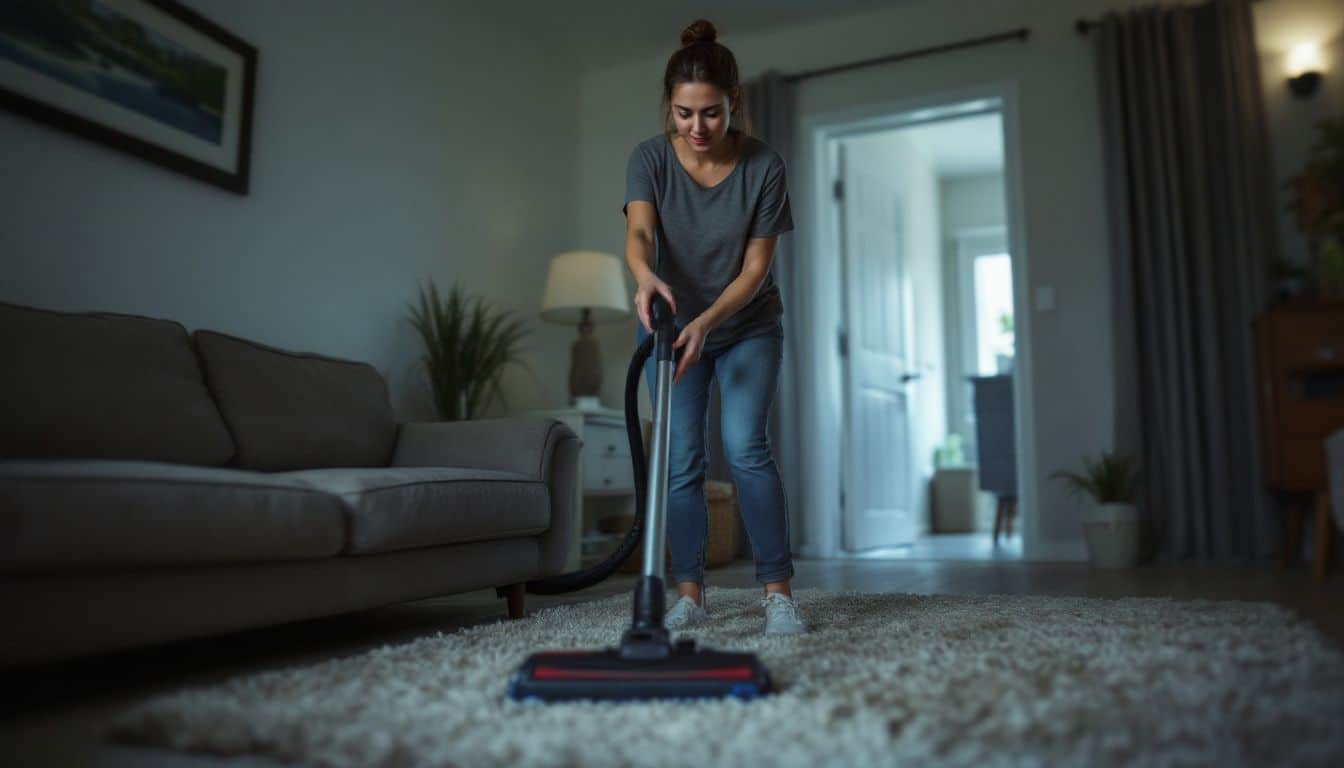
[509,638,771,703]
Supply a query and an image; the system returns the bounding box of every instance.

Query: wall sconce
[1286,42,1324,98]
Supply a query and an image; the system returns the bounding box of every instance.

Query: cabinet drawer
[583,420,632,493]
[1276,399,1344,435]
[584,421,631,459]
[1271,312,1344,371]
[584,451,635,493]
[1269,435,1329,490]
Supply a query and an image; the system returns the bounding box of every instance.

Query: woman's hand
[634,275,677,334]
[672,318,711,384]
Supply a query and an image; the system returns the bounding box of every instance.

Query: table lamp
[540,250,631,411]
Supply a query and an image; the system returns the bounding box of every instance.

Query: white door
[837,139,917,552]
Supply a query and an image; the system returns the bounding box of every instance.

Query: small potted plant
[1288,112,1344,298]
[1051,452,1141,568]
[407,279,531,421]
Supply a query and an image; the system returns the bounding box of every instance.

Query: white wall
[0,0,582,421]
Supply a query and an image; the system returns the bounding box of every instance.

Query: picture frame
[0,0,258,195]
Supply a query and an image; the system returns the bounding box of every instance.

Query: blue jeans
[636,323,795,587]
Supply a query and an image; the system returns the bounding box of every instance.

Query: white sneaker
[664,589,708,630]
[762,592,806,635]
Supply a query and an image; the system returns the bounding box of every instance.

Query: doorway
[801,86,1034,561]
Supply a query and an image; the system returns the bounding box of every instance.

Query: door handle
[900,373,922,383]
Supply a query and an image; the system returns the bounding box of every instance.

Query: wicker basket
[599,480,739,574]
[703,480,739,568]
[597,416,740,573]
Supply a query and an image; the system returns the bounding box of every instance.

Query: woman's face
[670,81,736,153]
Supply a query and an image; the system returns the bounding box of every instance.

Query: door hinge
[837,329,849,358]
[833,179,844,200]
[840,489,846,511]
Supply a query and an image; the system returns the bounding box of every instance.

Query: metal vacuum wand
[621,294,677,658]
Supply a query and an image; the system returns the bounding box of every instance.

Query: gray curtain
[706,70,805,559]
[1096,0,1278,562]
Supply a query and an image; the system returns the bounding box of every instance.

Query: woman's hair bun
[679,19,718,48]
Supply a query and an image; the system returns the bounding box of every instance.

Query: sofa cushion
[281,467,549,556]
[0,460,346,573]
[0,302,235,466]
[193,331,397,472]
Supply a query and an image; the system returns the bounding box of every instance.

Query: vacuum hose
[525,309,671,595]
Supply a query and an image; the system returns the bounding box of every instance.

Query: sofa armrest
[391,417,581,576]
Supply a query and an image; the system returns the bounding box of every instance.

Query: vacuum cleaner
[507,294,772,702]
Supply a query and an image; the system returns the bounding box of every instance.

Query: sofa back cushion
[194,330,396,471]
[0,302,236,465]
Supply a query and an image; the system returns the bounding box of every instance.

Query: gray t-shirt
[623,130,794,353]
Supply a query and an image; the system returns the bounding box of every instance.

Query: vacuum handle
[650,294,676,364]
[650,293,672,326]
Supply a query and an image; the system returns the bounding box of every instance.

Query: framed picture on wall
[0,0,257,195]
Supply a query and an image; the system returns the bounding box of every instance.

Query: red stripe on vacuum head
[531,666,755,681]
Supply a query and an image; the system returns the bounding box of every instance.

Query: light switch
[1035,285,1056,312]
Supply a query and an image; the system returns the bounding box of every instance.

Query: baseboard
[799,539,1088,561]
[1027,538,1088,562]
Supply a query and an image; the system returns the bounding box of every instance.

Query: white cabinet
[529,406,642,571]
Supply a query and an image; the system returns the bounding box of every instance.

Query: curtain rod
[783,27,1030,83]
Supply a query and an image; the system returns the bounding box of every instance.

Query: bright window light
[973,253,1014,375]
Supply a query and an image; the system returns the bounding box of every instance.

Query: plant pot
[1082,503,1140,568]
[931,467,977,533]
[600,481,739,574]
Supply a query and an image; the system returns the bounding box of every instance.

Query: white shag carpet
[110,589,1344,767]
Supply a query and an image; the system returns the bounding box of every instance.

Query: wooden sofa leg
[992,498,1004,545]
[1282,499,1303,568]
[1316,492,1334,584]
[496,583,525,620]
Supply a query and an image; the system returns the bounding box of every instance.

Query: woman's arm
[626,200,677,333]
[624,200,658,286]
[696,234,779,330]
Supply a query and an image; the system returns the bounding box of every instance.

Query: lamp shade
[540,250,631,324]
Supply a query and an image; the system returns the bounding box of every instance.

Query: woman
[623,19,804,635]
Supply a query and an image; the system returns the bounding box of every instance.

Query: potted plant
[994,312,1015,373]
[407,280,531,421]
[1287,113,1344,298]
[1052,452,1142,568]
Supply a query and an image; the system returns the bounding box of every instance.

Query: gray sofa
[0,301,580,668]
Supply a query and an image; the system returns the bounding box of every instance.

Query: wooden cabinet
[1252,302,1344,581]
[1254,304,1344,490]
